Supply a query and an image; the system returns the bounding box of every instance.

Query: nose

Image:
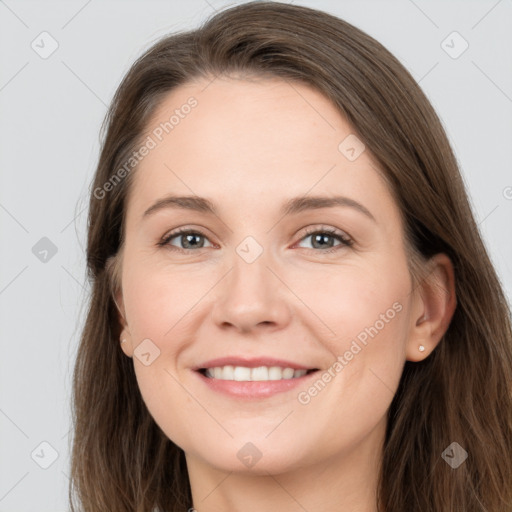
[211,250,292,334]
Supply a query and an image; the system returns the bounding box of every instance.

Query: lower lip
[194,370,319,399]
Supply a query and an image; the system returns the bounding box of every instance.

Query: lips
[194,364,320,399]
[192,356,320,396]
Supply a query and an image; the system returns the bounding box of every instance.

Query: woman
[69,2,512,511]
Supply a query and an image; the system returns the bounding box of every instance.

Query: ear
[406,253,457,362]
[106,255,134,358]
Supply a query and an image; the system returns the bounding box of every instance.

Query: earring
[418,345,425,352]
[121,338,127,344]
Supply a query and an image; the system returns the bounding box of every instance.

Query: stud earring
[418,345,425,352]
[121,339,127,344]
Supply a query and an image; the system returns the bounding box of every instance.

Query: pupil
[184,234,202,248]
[314,233,332,248]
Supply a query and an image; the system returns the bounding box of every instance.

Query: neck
[185,419,385,512]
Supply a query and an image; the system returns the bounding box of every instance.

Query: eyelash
[157,225,353,255]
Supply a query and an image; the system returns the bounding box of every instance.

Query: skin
[114,75,456,512]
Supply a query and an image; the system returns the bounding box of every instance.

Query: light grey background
[0,0,511,510]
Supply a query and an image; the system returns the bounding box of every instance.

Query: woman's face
[116,76,426,475]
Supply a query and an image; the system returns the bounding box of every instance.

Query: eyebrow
[142,194,376,222]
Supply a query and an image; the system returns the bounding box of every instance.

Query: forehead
[142,76,360,165]
[126,76,398,226]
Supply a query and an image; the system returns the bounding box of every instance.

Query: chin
[183,434,312,476]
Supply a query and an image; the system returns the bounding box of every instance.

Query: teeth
[251,366,268,381]
[282,367,295,379]
[233,366,251,381]
[204,366,311,381]
[222,365,234,380]
[268,366,282,380]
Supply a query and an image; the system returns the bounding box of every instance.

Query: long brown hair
[69,2,512,510]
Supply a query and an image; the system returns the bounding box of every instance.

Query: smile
[200,365,316,381]
[193,357,320,398]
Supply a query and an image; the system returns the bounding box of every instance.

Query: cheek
[295,258,410,351]
[121,256,211,341]
[295,256,410,410]
[121,259,222,444]
[133,362,205,455]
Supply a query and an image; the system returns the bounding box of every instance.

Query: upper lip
[193,357,318,371]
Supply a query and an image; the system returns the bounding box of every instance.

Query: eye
[158,229,213,252]
[158,225,353,254]
[295,226,353,254]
